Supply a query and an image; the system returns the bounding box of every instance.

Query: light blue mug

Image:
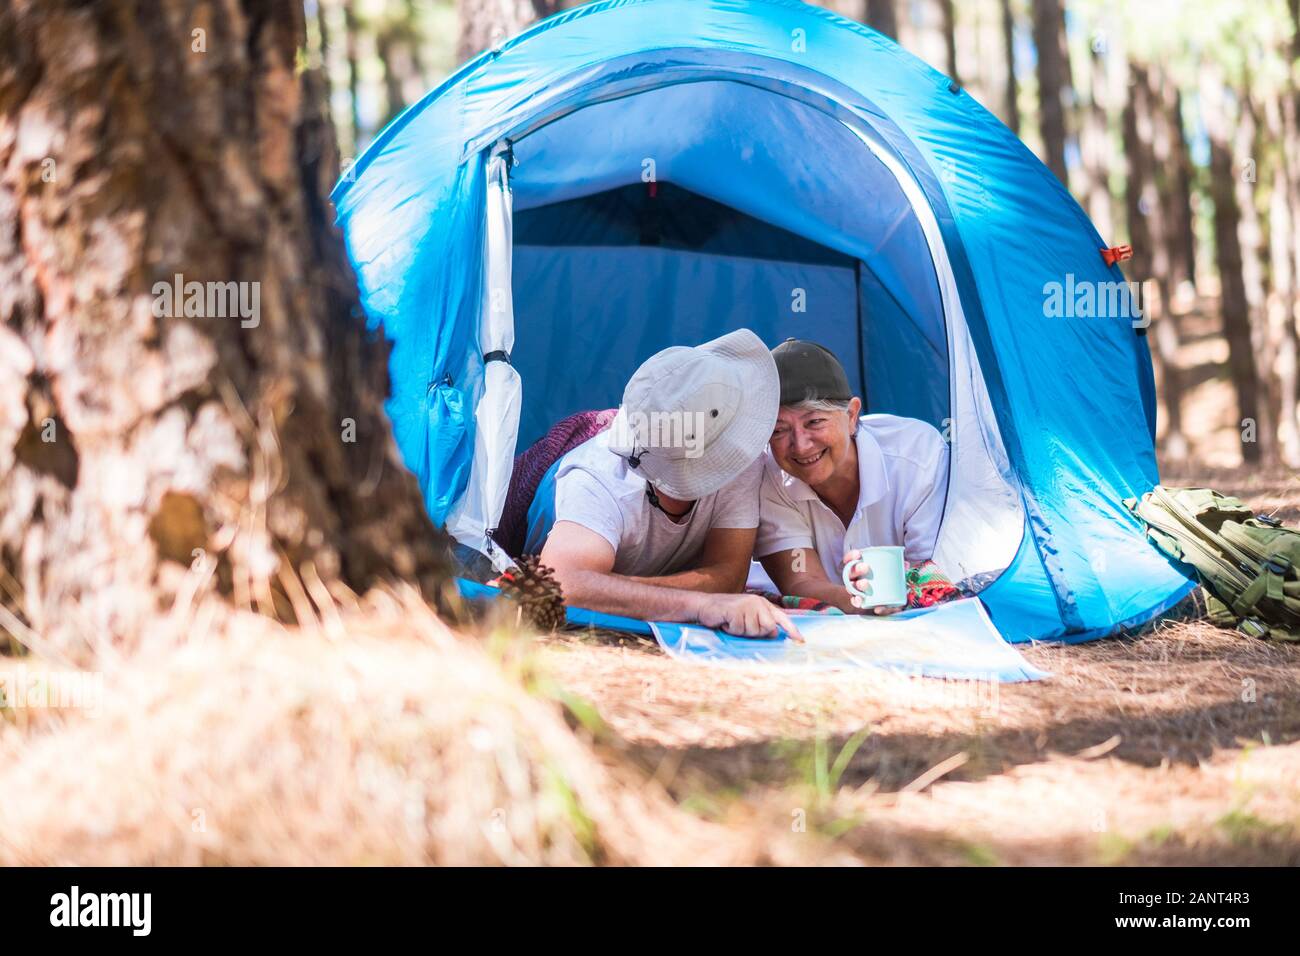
[841,545,907,609]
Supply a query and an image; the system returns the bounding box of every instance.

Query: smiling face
[768,397,862,488]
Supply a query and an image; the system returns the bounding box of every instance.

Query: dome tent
[332,0,1194,643]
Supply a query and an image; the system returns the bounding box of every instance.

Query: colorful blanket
[757,559,961,614]
[493,408,618,557]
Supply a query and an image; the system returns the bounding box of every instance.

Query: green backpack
[1126,485,1300,642]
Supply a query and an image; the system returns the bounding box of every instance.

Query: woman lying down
[494,329,957,641]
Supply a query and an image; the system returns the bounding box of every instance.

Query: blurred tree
[343,0,364,153]
[1159,84,1197,297]
[1031,0,1070,184]
[458,0,559,62]
[1124,63,1187,458]
[375,1,429,127]
[0,0,453,654]
[1078,24,1112,240]
[1201,65,1267,463]
[866,0,898,38]
[1264,91,1299,462]
[1235,84,1278,464]
[1000,0,1021,135]
[938,0,959,84]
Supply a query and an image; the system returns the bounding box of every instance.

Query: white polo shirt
[525,431,763,577]
[755,414,949,579]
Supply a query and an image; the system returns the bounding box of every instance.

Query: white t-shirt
[530,431,763,577]
[755,414,949,579]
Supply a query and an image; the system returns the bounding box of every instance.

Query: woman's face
[768,398,862,487]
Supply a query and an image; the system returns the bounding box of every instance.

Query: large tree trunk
[0,0,453,661]
[1031,0,1069,186]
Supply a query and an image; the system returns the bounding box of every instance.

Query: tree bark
[1282,0,1300,463]
[342,0,363,157]
[376,25,406,128]
[1234,87,1279,464]
[1000,0,1021,136]
[0,0,453,660]
[1265,92,1300,464]
[1201,67,1265,464]
[1161,86,1197,298]
[866,0,897,39]
[377,4,427,129]
[458,0,558,64]
[938,0,959,86]
[1031,0,1069,186]
[1123,63,1186,459]
[1083,41,1113,241]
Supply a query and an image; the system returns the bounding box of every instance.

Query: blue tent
[332,0,1194,644]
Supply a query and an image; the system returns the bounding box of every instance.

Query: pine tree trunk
[1124,63,1186,459]
[377,5,427,129]
[938,0,959,85]
[1283,0,1300,463]
[457,0,557,63]
[1201,67,1264,464]
[1162,86,1197,298]
[1235,88,1279,464]
[377,26,407,127]
[0,0,454,660]
[1031,0,1069,185]
[1083,42,1113,241]
[866,0,898,39]
[1265,93,1300,465]
[1000,0,1021,135]
[342,0,363,157]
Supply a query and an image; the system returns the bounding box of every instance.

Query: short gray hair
[784,398,853,414]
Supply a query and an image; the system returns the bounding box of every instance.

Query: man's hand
[695,593,805,642]
[842,549,905,616]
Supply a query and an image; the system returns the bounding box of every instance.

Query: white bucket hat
[606,328,779,500]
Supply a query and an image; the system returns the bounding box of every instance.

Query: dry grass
[0,587,788,866]
[528,465,1300,864]
[3,466,1299,866]
[536,613,1300,864]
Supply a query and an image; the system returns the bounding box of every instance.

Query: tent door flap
[444,140,522,573]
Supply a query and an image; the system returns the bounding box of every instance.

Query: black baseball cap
[771,338,852,406]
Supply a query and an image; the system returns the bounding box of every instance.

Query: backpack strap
[1230,552,1291,618]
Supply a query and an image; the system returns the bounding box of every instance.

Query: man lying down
[521,329,805,641]
[507,331,951,639]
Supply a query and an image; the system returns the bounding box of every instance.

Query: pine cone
[497,555,567,631]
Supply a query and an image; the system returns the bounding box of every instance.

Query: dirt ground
[534,463,1300,865]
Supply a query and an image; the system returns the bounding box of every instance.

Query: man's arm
[622,527,756,594]
[760,547,861,614]
[540,520,706,620]
[539,521,802,639]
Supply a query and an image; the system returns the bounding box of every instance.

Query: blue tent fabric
[335,0,1195,644]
